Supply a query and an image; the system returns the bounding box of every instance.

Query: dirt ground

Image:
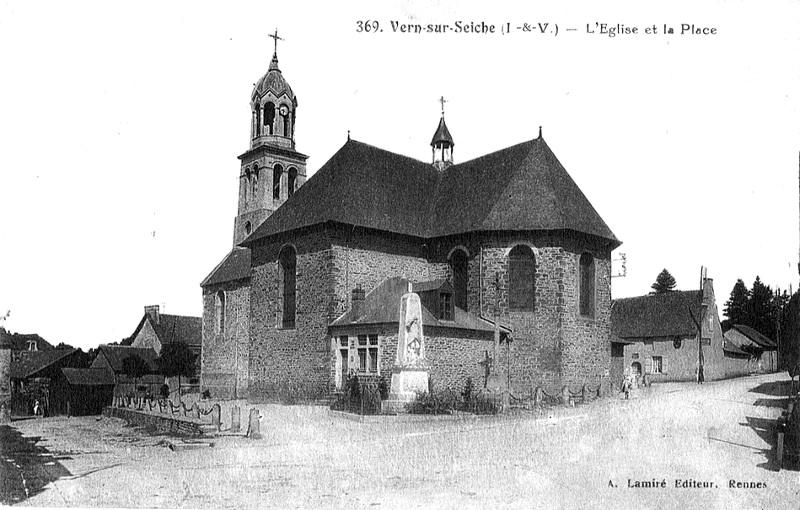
[2,372,799,509]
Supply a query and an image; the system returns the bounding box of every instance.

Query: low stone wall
[103,395,221,437]
[103,407,206,437]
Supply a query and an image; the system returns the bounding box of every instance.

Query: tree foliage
[121,355,150,381]
[157,343,197,380]
[722,279,750,330]
[650,269,677,294]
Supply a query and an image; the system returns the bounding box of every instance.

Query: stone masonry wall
[249,229,333,401]
[201,280,250,400]
[329,324,493,396]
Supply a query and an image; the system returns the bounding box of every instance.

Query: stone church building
[200,49,621,401]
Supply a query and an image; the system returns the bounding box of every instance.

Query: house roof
[243,137,620,248]
[612,291,703,339]
[97,345,159,373]
[722,338,749,356]
[11,349,78,379]
[131,313,202,348]
[201,247,251,287]
[61,368,115,386]
[0,330,54,351]
[330,277,511,334]
[730,324,777,349]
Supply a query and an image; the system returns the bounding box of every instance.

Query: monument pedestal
[383,365,429,414]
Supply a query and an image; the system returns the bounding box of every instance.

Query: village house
[90,345,161,397]
[725,324,778,373]
[201,48,621,401]
[611,275,751,384]
[9,348,85,416]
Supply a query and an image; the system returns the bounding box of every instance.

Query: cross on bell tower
[268,29,284,55]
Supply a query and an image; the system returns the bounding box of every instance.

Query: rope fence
[112,395,221,431]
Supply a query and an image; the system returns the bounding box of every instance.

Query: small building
[90,345,161,397]
[725,324,778,373]
[612,277,750,383]
[10,349,84,416]
[50,368,114,416]
[329,277,511,392]
[129,305,202,393]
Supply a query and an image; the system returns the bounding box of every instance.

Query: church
[200,46,621,402]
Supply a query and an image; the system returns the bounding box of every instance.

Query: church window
[279,245,296,329]
[214,291,225,335]
[579,252,595,317]
[273,164,283,200]
[439,292,453,321]
[509,245,535,311]
[288,168,297,197]
[280,104,290,136]
[264,102,275,135]
[357,334,379,373]
[449,249,468,311]
[244,222,251,236]
[252,174,258,198]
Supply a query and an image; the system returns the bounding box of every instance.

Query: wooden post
[581,384,588,404]
[777,430,785,471]
[561,386,570,406]
[534,387,543,407]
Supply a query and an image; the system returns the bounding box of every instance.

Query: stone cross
[269,29,284,54]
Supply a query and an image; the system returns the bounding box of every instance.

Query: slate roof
[730,324,777,349]
[61,368,115,386]
[243,137,620,247]
[0,330,54,351]
[330,277,511,334]
[97,346,159,373]
[131,314,202,348]
[611,291,703,339]
[430,117,454,146]
[201,247,251,287]
[11,349,78,379]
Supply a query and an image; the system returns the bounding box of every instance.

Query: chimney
[351,286,365,319]
[144,305,160,325]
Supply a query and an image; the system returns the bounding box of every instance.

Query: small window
[579,253,595,317]
[278,245,296,329]
[356,334,379,373]
[273,164,283,200]
[509,245,535,311]
[264,102,275,134]
[632,353,640,360]
[449,249,468,311]
[214,291,225,335]
[673,338,682,349]
[439,292,453,321]
[244,221,252,235]
[288,168,298,197]
[651,356,663,374]
[339,336,348,347]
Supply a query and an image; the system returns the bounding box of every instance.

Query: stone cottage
[611,276,750,383]
[201,48,622,401]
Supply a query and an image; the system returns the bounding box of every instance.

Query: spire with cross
[439,95,448,117]
[268,29,284,56]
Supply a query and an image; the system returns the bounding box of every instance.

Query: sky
[1,1,798,350]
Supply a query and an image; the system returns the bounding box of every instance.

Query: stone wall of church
[200,280,250,400]
[474,233,613,394]
[248,229,334,401]
[328,227,448,321]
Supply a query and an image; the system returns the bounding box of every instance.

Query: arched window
[252,110,258,138]
[273,164,283,200]
[252,174,258,199]
[244,221,252,236]
[264,102,275,135]
[279,245,296,329]
[509,245,535,311]
[449,249,468,311]
[244,171,251,202]
[280,104,290,136]
[288,168,297,198]
[579,252,595,317]
[214,291,226,335]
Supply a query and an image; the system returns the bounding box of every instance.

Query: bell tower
[233,30,308,246]
[431,96,454,171]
